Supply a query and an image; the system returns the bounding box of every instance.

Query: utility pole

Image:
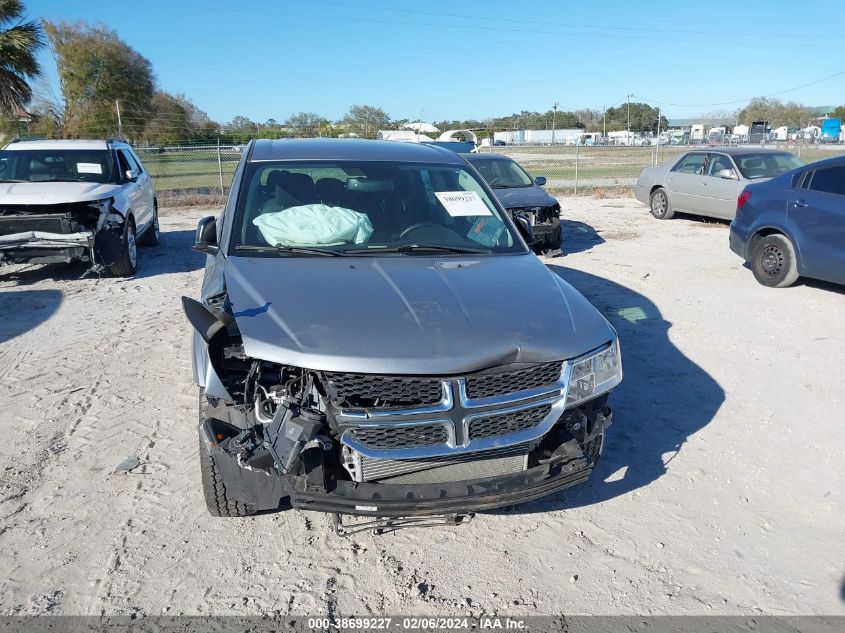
[656,106,661,139]
[115,100,123,138]
[551,102,559,145]
[626,93,633,144]
[603,105,606,138]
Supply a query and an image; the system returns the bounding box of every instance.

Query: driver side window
[707,154,733,177]
[116,150,133,182]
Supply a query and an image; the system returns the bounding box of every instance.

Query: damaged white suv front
[0,138,159,276]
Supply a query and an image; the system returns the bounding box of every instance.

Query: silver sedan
[634,148,804,220]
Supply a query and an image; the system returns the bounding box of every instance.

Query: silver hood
[223,254,615,375]
[0,181,123,205]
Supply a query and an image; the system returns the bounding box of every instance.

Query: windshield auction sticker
[76,163,103,174]
[435,191,491,217]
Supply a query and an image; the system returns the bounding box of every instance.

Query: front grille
[358,444,529,483]
[468,404,551,441]
[324,373,443,409]
[348,423,448,450]
[465,362,562,400]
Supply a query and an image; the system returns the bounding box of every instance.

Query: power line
[305,0,845,39]
[633,69,845,108]
[146,1,836,46]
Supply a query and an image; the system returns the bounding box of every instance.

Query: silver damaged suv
[184,139,621,523]
[0,138,159,276]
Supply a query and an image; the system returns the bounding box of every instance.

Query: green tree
[604,102,666,133]
[341,104,390,138]
[830,105,845,119]
[45,21,155,139]
[0,0,46,115]
[142,91,189,145]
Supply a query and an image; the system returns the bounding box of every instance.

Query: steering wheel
[399,222,443,239]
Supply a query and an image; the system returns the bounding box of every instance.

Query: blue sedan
[730,156,845,287]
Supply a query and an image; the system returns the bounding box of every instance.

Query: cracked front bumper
[0,230,95,264]
[202,406,610,517]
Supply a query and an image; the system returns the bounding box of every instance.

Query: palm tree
[0,0,45,115]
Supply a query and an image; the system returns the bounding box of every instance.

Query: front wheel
[109,219,138,277]
[198,389,254,517]
[751,234,799,288]
[649,188,674,220]
[138,203,160,247]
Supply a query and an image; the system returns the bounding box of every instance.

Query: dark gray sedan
[462,153,562,254]
[634,148,804,220]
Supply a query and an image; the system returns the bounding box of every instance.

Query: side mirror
[513,213,534,245]
[534,176,547,186]
[193,215,219,255]
[718,168,738,180]
[125,169,139,181]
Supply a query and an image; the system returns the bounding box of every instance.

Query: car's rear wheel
[198,389,254,517]
[649,188,674,220]
[751,234,799,288]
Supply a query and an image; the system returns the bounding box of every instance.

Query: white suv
[0,138,159,276]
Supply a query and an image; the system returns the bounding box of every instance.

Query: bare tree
[285,111,324,137]
[341,105,390,138]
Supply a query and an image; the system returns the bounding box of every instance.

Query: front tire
[198,389,254,517]
[751,234,799,288]
[649,187,674,220]
[109,219,138,277]
[138,203,160,247]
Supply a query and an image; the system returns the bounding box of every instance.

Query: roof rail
[5,135,49,144]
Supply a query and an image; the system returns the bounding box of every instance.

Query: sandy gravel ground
[1,198,843,616]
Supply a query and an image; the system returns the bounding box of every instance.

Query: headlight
[566,341,622,407]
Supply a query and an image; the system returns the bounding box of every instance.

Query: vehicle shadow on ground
[0,289,63,345]
[738,263,845,295]
[132,229,205,280]
[503,265,726,514]
[561,220,606,255]
[674,212,731,227]
[0,229,204,285]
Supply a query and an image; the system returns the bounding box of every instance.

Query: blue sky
[23,0,845,124]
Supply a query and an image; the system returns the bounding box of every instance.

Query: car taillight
[737,190,752,209]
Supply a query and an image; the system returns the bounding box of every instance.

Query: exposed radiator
[343,443,530,484]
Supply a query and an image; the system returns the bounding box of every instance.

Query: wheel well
[649,185,663,195]
[749,227,785,252]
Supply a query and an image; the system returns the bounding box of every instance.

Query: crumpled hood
[0,182,123,205]
[223,254,614,374]
[492,185,557,210]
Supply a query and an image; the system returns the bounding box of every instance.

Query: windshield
[734,152,804,179]
[0,149,116,184]
[466,157,534,188]
[229,160,524,256]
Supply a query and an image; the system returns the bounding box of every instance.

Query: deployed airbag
[253,204,373,246]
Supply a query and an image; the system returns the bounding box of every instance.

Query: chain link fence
[130,139,845,205]
[482,141,845,196]
[134,140,242,206]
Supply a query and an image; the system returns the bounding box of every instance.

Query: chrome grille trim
[334,360,581,460]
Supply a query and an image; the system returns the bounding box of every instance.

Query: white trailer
[773,126,789,141]
[690,124,705,141]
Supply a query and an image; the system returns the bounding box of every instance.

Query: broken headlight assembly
[566,340,622,407]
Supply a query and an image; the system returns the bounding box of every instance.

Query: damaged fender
[183,296,236,401]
